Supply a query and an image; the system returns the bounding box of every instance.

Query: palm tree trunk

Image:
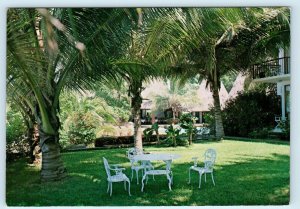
[212,87,225,139]
[36,104,67,182]
[27,125,35,163]
[189,133,193,145]
[131,94,143,152]
[39,130,67,182]
[155,130,160,145]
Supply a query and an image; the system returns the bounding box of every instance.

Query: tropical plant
[59,88,131,147]
[151,122,160,144]
[143,122,160,144]
[7,8,133,181]
[6,104,27,143]
[179,113,197,145]
[165,124,180,147]
[6,95,39,163]
[153,79,199,123]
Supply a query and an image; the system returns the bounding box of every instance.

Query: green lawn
[6,139,290,206]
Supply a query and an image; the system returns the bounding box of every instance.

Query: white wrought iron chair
[103,157,131,196]
[188,148,216,189]
[141,159,173,192]
[126,148,154,184]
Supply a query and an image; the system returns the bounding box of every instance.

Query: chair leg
[205,173,207,182]
[151,166,155,181]
[107,182,110,193]
[136,169,139,185]
[211,172,215,186]
[110,182,113,196]
[198,173,202,189]
[127,180,131,196]
[124,180,127,190]
[131,169,134,181]
[188,168,191,184]
[141,174,146,192]
[167,174,172,191]
[146,174,149,184]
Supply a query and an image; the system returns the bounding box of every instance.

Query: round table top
[133,153,181,161]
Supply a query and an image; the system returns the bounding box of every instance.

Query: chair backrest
[103,157,111,178]
[127,148,136,159]
[127,147,144,158]
[204,148,216,169]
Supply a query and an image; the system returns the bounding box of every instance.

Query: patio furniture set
[103,148,217,196]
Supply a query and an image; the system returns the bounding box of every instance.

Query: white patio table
[133,153,181,162]
[133,153,181,191]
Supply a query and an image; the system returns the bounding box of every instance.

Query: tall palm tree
[165,8,290,139]
[7,8,132,181]
[112,8,181,151]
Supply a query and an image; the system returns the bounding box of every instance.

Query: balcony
[252,57,290,83]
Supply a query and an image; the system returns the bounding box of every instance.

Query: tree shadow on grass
[6,151,289,206]
[72,152,289,206]
[223,138,290,146]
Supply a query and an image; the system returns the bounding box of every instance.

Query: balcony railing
[252,57,290,79]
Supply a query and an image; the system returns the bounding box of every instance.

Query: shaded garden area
[6,140,289,206]
[6,7,290,207]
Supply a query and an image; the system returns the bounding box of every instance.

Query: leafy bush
[59,90,131,147]
[203,111,216,136]
[67,111,97,145]
[6,137,30,162]
[94,136,134,147]
[278,119,290,140]
[177,136,189,146]
[6,106,26,143]
[248,128,270,139]
[222,91,280,137]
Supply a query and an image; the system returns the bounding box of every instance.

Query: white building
[251,48,290,130]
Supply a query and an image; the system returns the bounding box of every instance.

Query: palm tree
[112,8,181,151]
[165,8,290,139]
[7,8,133,181]
[153,79,199,123]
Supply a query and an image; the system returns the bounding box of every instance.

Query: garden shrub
[67,111,97,145]
[6,108,26,143]
[222,91,281,137]
[203,111,216,136]
[278,119,290,140]
[248,128,270,139]
[162,124,188,147]
[94,136,135,147]
[6,137,30,162]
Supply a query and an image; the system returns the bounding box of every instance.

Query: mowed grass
[6,139,290,206]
